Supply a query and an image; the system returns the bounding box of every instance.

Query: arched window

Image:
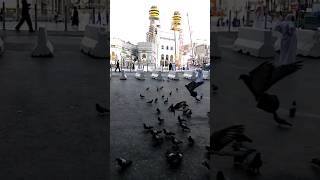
[170,55,173,62]
[161,45,164,49]
[171,47,173,50]
[166,55,169,60]
[166,46,169,50]
[161,54,164,60]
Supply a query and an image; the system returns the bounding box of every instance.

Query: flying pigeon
[146,99,153,104]
[180,122,191,132]
[160,86,163,90]
[140,94,145,98]
[171,136,183,145]
[115,158,132,169]
[154,98,158,103]
[185,81,204,98]
[239,61,302,119]
[146,87,150,91]
[164,98,168,104]
[166,151,183,166]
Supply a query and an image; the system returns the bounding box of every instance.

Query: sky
[110,0,210,45]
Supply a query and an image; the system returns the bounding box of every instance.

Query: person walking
[169,63,172,71]
[115,60,121,72]
[96,11,102,25]
[15,0,34,32]
[274,14,297,66]
[71,6,79,26]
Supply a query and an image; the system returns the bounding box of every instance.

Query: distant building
[110,38,137,68]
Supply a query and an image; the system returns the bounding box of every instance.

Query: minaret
[171,11,181,67]
[147,6,160,43]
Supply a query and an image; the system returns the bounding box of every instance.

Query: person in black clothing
[169,63,172,71]
[72,7,79,26]
[15,0,34,32]
[115,60,121,72]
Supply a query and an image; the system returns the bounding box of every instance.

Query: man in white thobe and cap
[274,14,297,66]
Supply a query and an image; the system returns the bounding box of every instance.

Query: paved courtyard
[211,33,320,180]
[110,73,210,180]
[0,32,108,180]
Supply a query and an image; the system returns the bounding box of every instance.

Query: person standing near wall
[72,6,79,26]
[15,0,34,32]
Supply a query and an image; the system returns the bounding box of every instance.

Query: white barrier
[120,70,127,80]
[296,29,320,57]
[233,27,275,58]
[203,70,210,80]
[151,71,163,80]
[167,71,179,80]
[80,25,108,58]
[31,27,54,57]
[183,70,197,81]
[135,70,146,80]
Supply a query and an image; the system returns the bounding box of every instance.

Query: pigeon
[140,94,145,98]
[115,158,132,169]
[150,129,162,135]
[158,117,164,124]
[186,109,192,118]
[289,101,296,118]
[273,113,292,126]
[143,123,153,130]
[200,94,203,99]
[311,158,320,167]
[195,97,201,102]
[169,91,172,96]
[95,103,109,114]
[166,151,183,166]
[146,99,153,104]
[239,61,302,117]
[152,133,164,143]
[154,98,158,103]
[176,88,178,91]
[171,136,183,145]
[161,95,165,99]
[163,129,175,136]
[164,98,168,104]
[188,136,194,146]
[248,152,263,174]
[160,86,163,90]
[210,125,245,152]
[156,108,161,114]
[178,115,186,123]
[146,87,150,91]
[185,81,204,98]
[168,104,175,115]
[173,101,187,110]
[216,171,226,180]
[202,161,210,169]
[180,122,191,132]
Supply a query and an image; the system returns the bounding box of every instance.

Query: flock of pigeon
[112,81,213,176]
[209,60,320,179]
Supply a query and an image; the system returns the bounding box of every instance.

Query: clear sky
[110,0,210,45]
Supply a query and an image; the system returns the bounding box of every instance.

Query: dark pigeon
[140,94,145,98]
[239,61,302,118]
[115,158,132,169]
[96,103,109,114]
[146,99,153,104]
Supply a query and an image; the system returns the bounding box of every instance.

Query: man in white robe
[274,14,297,66]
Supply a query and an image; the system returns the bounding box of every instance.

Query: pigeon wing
[266,61,303,90]
[211,125,245,151]
[249,61,274,94]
